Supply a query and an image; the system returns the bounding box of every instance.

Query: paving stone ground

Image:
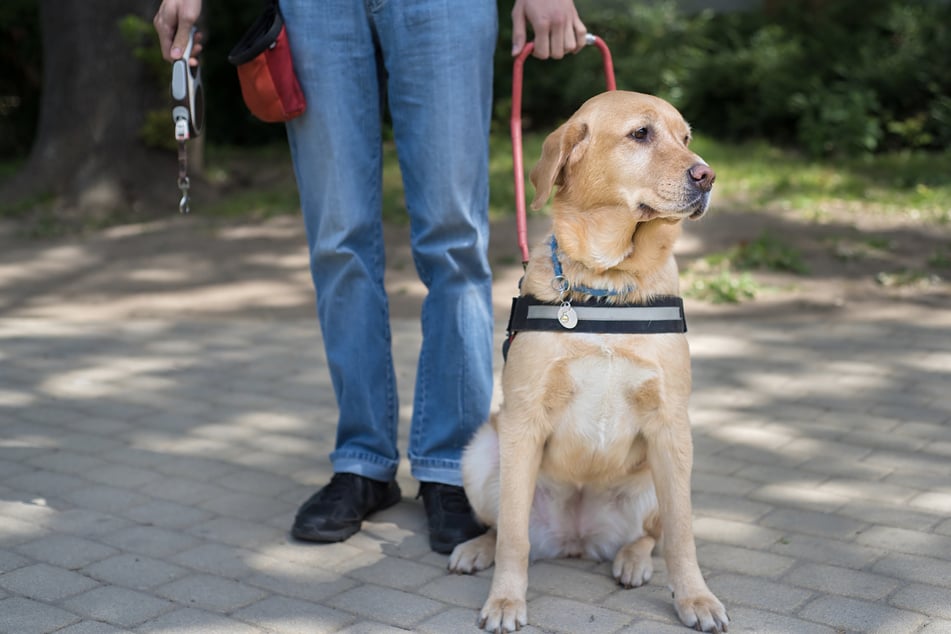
[1,215,950,633]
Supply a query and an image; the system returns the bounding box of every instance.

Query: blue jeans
[281,0,497,485]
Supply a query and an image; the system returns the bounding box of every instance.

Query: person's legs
[376,0,498,486]
[282,0,400,482]
[281,0,402,541]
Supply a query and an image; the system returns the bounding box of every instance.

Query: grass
[4,130,946,301]
[827,235,894,262]
[928,247,951,269]
[685,270,760,304]
[688,136,951,224]
[4,130,949,237]
[681,232,809,303]
[705,232,809,275]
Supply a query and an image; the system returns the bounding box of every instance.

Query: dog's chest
[543,339,655,483]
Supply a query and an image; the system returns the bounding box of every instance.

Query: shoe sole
[291,486,402,543]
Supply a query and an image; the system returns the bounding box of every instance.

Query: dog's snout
[688,164,716,192]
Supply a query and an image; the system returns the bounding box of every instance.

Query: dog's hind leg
[449,528,496,574]
[612,535,655,588]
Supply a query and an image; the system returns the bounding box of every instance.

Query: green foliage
[511,0,951,156]
[708,233,809,275]
[928,247,951,270]
[118,14,176,150]
[117,14,168,81]
[875,269,939,288]
[684,232,805,303]
[5,0,950,160]
[685,270,760,304]
[691,135,951,224]
[690,0,951,155]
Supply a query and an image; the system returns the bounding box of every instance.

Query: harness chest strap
[506,294,688,336]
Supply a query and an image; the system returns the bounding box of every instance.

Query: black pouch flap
[228,1,284,66]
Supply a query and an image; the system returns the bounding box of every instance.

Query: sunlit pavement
[1,216,950,633]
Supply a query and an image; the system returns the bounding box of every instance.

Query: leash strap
[177,138,190,214]
[507,294,687,335]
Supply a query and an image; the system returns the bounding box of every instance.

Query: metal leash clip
[170,27,204,214]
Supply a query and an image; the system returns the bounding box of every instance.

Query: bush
[4,0,949,158]
[507,0,951,156]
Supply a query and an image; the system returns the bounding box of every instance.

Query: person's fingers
[511,5,528,56]
[169,23,193,61]
[188,41,203,66]
[532,22,551,59]
[571,16,587,54]
[153,8,177,62]
[549,33,566,60]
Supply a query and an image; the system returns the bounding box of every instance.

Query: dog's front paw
[448,530,496,574]
[612,537,654,588]
[674,590,729,633]
[478,595,527,633]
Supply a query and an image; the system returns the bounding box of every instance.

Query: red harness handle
[511,35,616,266]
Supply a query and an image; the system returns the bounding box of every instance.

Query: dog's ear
[529,121,589,210]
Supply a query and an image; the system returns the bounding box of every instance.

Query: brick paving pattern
[1,216,950,633]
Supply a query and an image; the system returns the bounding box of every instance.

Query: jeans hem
[410,461,463,487]
[332,452,399,483]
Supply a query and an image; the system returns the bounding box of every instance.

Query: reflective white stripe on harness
[526,304,684,322]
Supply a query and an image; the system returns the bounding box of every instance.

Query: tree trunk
[2,0,190,221]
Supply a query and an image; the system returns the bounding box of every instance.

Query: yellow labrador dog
[448,91,728,633]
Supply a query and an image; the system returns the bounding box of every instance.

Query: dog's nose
[688,164,716,192]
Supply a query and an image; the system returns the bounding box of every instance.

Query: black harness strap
[503,294,688,360]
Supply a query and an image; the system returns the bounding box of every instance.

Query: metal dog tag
[557,303,578,329]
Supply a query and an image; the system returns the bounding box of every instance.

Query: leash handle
[171,27,202,214]
[511,34,616,266]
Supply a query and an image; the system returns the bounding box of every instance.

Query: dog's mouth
[688,192,711,219]
[638,193,709,221]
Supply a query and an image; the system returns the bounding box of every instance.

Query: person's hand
[154,0,204,65]
[511,0,587,60]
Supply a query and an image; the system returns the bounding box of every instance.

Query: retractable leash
[170,27,205,214]
[511,34,616,266]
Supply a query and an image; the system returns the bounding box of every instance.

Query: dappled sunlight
[690,333,761,359]
[0,387,34,407]
[0,216,320,321]
[39,357,183,400]
[123,268,194,284]
[1,207,949,634]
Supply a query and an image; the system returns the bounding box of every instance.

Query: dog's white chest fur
[545,345,655,480]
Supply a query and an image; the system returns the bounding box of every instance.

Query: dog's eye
[684,135,691,145]
[631,127,649,141]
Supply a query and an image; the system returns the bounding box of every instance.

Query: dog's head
[530,91,714,222]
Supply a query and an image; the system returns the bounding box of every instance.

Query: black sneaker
[418,482,486,554]
[291,473,402,543]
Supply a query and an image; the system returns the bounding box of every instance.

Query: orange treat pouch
[228,1,306,123]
